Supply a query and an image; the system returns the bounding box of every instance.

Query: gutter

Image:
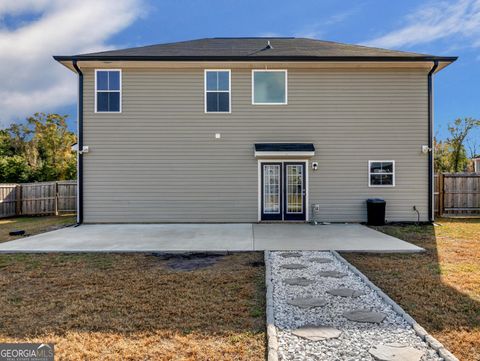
[428,60,439,222]
[72,60,84,225]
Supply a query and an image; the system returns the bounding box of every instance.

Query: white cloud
[0,0,145,126]
[364,0,480,49]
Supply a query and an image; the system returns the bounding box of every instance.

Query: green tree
[0,113,76,183]
[0,155,31,183]
[434,138,452,173]
[26,113,77,181]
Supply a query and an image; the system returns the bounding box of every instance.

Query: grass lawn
[0,251,266,360]
[342,218,480,361]
[0,215,76,243]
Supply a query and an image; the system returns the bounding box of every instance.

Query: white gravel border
[265,250,459,361]
[265,251,279,361]
[332,251,458,361]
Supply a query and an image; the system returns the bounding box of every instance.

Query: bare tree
[467,137,478,158]
[447,118,480,172]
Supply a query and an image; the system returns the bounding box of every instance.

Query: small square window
[369,161,395,187]
[95,70,121,112]
[252,70,287,104]
[205,70,230,113]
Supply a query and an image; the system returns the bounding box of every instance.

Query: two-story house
[54,37,456,224]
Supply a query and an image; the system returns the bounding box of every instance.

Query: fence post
[54,182,59,216]
[439,173,445,216]
[15,185,22,216]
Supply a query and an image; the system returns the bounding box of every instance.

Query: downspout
[428,60,439,222]
[72,60,83,225]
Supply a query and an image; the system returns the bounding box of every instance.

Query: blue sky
[0,0,479,150]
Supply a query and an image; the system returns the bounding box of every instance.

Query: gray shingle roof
[54,37,457,62]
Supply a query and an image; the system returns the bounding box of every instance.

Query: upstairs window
[369,161,395,187]
[205,70,230,113]
[95,70,121,113]
[252,70,287,105]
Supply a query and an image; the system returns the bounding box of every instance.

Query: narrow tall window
[369,161,395,187]
[252,70,287,105]
[205,70,230,113]
[96,70,121,112]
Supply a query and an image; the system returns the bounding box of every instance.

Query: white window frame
[252,69,288,105]
[95,69,122,113]
[368,160,395,187]
[204,69,231,114]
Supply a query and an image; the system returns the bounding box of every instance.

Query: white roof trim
[254,151,315,158]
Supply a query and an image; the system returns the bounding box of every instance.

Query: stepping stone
[343,309,386,323]
[327,288,365,298]
[308,257,333,264]
[287,297,327,308]
[281,263,308,270]
[283,277,315,286]
[279,252,302,258]
[292,326,342,341]
[317,270,347,278]
[369,344,424,361]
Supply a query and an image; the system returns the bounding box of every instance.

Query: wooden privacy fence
[435,173,480,216]
[0,181,77,218]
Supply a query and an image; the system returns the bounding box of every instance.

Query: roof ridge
[212,36,296,39]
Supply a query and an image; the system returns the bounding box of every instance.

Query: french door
[261,162,306,221]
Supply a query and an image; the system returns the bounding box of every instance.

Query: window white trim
[252,69,288,105]
[94,69,122,113]
[368,160,395,187]
[204,69,231,114]
[257,159,309,222]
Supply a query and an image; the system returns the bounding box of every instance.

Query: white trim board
[254,151,314,158]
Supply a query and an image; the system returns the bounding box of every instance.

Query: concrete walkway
[0,223,423,253]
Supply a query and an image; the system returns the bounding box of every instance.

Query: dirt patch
[149,252,226,271]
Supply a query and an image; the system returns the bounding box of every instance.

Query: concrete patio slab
[253,223,423,252]
[0,224,254,252]
[0,223,423,253]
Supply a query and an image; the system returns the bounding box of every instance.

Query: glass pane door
[261,163,282,220]
[283,162,306,221]
[286,165,303,214]
[260,161,306,221]
[263,164,281,214]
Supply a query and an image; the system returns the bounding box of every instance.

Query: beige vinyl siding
[82,67,428,223]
